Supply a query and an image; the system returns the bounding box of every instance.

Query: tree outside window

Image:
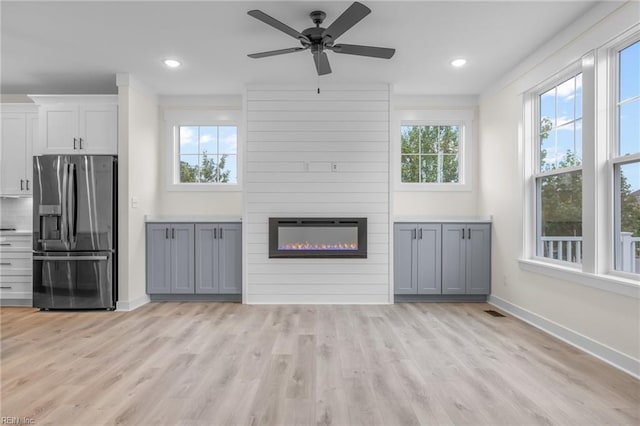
[178,125,237,183]
[401,125,460,183]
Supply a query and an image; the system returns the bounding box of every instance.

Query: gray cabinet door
[146,224,171,294]
[442,224,466,294]
[195,224,219,294]
[170,224,195,294]
[218,224,242,294]
[466,224,491,294]
[394,224,418,294]
[417,224,442,294]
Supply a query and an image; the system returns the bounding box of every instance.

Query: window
[613,39,640,274]
[178,125,237,183]
[535,72,583,264]
[395,109,473,191]
[164,108,241,191]
[401,125,460,183]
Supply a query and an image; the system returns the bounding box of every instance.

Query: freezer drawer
[33,251,114,309]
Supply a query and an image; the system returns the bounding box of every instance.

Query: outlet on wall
[131,196,138,209]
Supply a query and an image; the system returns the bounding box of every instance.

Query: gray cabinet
[394,222,491,297]
[146,223,194,294]
[195,223,242,295]
[394,224,441,295]
[442,223,491,295]
[147,222,241,296]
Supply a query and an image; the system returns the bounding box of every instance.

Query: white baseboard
[488,295,639,379]
[116,294,150,311]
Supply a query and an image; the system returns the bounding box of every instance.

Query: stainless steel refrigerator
[32,155,117,310]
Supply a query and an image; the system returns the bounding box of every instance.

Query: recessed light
[163,59,182,68]
[450,58,467,68]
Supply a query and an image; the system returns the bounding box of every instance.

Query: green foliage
[180,152,230,183]
[401,125,459,183]
[620,170,640,237]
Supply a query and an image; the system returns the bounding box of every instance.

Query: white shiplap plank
[248,110,388,123]
[248,120,388,132]
[245,294,389,304]
[246,191,388,204]
[248,100,389,112]
[247,89,389,102]
[247,131,389,142]
[247,151,388,163]
[247,161,388,173]
[248,284,390,295]
[245,182,388,194]
[246,253,389,265]
[246,172,389,184]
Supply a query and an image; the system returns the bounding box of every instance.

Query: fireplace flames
[279,241,358,251]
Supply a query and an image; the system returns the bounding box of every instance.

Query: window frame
[532,68,584,266]
[164,108,242,192]
[611,34,640,278]
[394,109,474,192]
[519,27,640,296]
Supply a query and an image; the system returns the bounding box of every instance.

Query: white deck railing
[540,233,640,273]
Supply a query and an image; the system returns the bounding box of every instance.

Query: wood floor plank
[1,302,638,425]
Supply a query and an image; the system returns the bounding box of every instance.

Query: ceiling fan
[247,2,395,76]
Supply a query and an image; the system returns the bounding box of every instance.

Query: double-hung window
[534,72,583,264]
[613,39,640,274]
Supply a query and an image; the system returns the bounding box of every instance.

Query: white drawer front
[0,275,32,284]
[0,279,32,295]
[0,236,32,251]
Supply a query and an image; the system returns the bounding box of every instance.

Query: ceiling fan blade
[312,51,332,75]
[248,10,309,42]
[321,2,371,42]
[330,44,395,59]
[248,47,307,59]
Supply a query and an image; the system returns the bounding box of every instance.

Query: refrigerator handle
[67,163,78,245]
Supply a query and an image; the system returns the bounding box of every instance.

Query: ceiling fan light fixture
[163,58,182,68]
[450,58,467,68]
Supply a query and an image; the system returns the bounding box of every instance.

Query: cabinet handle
[0,243,11,246]
[79,138,83,150]
[0,286,12,289]
[165,228,168,239]
[73,138,77,149]
[214,228,217,239]
[219,228,223,239]
[25,180,29,191]
[418,228,423,239]
[0,262,11,266]
[172,228,175,239]
[20,179,24,191]
[412,229,416,240]
[468,229,471,239]
[462,229,465,239]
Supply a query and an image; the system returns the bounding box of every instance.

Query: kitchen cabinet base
[394,294,487,303]
[149,294,241,302]
[0,298,32,307]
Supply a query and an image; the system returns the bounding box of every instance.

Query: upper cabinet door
[31,95,118,155]
[78,104,117,154]
[40,105,78,154]
[24,113,38,194]
[1,113,26,195]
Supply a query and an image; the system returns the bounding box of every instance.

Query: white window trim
[520,26,640,298]
[393,109,474,192]
[164,108,243,192]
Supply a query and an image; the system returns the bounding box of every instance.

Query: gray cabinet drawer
[0,235,31,251]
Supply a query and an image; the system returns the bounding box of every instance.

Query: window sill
[166,183,242,192]
[518,258,640,299]
[395,182,472,192]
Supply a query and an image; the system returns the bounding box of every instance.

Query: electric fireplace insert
[269,217,367,258]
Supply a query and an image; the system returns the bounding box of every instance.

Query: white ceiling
[1,1,600,96]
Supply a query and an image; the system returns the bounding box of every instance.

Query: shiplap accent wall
[245,85,390,303]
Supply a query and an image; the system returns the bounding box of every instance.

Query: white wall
[245,85,390,303]
[158,95,243,216]
[478,2,640,373]
[117,75,160,310]
[392,95,479,217]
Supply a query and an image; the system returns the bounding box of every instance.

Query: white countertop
[145,215,242,223]
[393,216,492,223]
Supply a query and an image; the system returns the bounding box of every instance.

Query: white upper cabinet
[30,95,118,155]
[0,105,38,196]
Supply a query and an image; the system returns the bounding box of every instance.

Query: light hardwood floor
[1,302,638,425]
